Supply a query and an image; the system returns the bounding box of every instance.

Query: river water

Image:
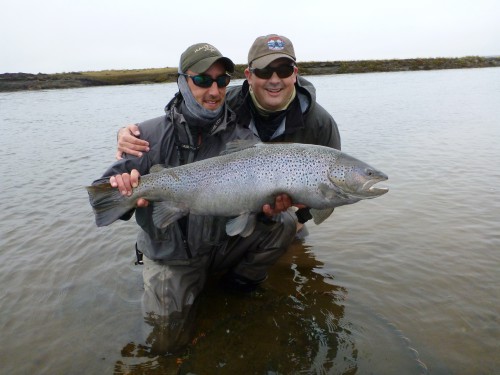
[1,67,498,374]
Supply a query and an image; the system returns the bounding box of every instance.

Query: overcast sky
[1,0,499,74]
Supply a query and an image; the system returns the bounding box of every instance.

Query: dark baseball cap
[248,34,296,69]
[180,43,235,74]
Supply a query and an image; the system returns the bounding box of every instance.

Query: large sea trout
[87,142,388,237]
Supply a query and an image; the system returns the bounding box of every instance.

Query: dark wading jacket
[94,76,341,262]
[226,76,341,150]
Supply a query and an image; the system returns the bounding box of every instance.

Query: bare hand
[262,194,305,217]
[116,124,150,160]
[109,169,149,207]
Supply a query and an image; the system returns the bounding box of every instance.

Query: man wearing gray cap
[90,42,298,354]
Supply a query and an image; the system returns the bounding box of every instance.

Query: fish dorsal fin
[152,202,188,228]
[149,164,167,174]
[226,212,257,237]
[219,139,261,155]
[310,208,335,225]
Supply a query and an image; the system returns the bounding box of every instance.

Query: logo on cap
[267,37,286,51]
[194,44,218,53]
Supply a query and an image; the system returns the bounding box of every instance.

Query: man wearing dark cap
[90,43,298,354]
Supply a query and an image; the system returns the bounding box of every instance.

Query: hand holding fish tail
[110,169,139,196]
[109,169,149,207]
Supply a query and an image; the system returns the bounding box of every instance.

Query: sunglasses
[179,73,231,88]
[249,65,295,79]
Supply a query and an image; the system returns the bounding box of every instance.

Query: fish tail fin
[86,183,134,227]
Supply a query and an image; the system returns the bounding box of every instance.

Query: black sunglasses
[179,73,231,88]
[249,65,295,79]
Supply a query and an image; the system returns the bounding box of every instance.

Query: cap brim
[251,53,295,69]
[190,56,235,74]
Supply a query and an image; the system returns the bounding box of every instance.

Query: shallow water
[1,67,499,374]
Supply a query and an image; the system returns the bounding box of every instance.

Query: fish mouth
[361,179,389,197]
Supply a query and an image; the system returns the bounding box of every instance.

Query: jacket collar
[234,78,312,135]
[165,92,236,136]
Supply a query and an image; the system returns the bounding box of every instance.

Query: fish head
[328,153,389,199]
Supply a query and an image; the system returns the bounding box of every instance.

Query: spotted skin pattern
[87,143,388,228]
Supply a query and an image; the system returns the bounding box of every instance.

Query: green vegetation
[297,56,500,75]
[80,67,179,85]
[1,56,498,92]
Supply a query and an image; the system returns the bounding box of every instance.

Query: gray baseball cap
[180,43,235,74]
[248,34,296,69]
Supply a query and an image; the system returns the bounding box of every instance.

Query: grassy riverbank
[1,56,499,92]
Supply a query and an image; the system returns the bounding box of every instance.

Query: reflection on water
[1,68,499,374]
[179,241,354,375]
[113,241,427,375]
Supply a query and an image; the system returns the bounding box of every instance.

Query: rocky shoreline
[1,56,499,93]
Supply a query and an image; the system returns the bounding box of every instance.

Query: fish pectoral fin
[310,208,335,225]
[152,202,188,229]
[226,213,257,237]
[318,182,342,200]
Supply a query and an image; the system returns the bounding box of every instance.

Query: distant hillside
[1,56,499,92]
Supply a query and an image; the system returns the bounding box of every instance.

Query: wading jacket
[226,75,341,150]
[95,93,256,261]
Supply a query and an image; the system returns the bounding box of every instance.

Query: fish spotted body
[87,142,388,237]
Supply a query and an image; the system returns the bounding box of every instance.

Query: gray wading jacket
[95,93,256,261]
